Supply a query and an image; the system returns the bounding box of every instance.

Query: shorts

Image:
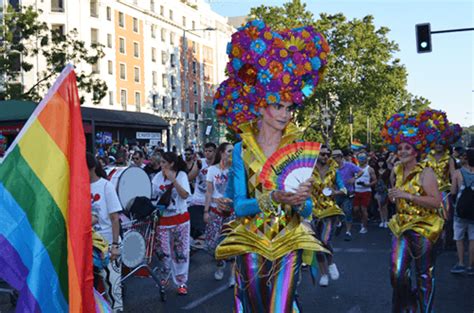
[453,218,474,241]
[336,195,353,223]
[354,191,372,208]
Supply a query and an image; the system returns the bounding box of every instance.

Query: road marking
[181,284,229,310]
[333,248,391,253]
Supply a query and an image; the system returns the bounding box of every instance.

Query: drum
[121,230,146,268]
[106,166,152,211]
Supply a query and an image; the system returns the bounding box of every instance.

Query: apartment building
[5,0,234,151]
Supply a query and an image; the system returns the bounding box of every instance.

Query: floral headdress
[381,110,441,157]
[213,20,330,132]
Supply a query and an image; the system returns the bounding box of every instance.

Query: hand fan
[259,142,321,192]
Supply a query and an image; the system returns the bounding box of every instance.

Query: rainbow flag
[351,140,366,151]
[0,65,95,312]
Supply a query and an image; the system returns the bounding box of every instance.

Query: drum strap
[159,212,190,226]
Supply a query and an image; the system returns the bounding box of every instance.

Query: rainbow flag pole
[0,64,96,312]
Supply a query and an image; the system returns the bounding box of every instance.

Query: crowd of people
[85,20,473,313]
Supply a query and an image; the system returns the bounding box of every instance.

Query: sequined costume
[388,162,444,313]
[216,122,329,312]
[426,150,451,193]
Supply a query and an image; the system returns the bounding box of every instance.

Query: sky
[209,0,474,127]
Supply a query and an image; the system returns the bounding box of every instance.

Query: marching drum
[106,166,152,211]
[121,230,147,268]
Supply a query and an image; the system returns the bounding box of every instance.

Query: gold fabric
[311,159,344,219]
[388,162,444,243]
[426,150,451,192]
[216,121,330,261]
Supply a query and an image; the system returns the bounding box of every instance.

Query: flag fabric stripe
[37,93,71,158]
[0,146,69,298]
[18,120,70,219]
[0,183,68,312]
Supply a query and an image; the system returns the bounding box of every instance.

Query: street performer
[309,145,346,287]
[213,20,330,312]
[381,110,444,313]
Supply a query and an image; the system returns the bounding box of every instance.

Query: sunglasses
[320,153,330,157]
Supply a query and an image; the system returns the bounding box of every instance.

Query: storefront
[0,100,169,155]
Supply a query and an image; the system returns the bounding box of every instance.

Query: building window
[152,71,157,86]
[194,101,198,114]
[150,0,155,12]
[162,74,167,87]
[90,0,98,17]
[119,37,125,54]
[192,61,197,74]
[193,82,197,95]
[160,5,164,16]
[161,51,167,65]
[107,34,112,48]
[182,16,186,27]
[134,67,140,83]
[171,97,176,111]
[106,6,111,20]
[51,24,65,36]
[170,32,175,45]
[135,92,141,106]
[169,9,173,20]
[120,89,127,108]
[119,63,126,80]
[151,48,156,62]
[192,21,196,29]
[133,42,139,58]
[162,96,167,109]
[118,12,125,28]
[109,91,114,105]
[51,0,64,12]
[91,28,99,45]
[161,28,166,42]
[170,53,175,67]
[108,60,113,74]
[92,61,99,74]
[132,17,138,33]
[152,94,158,108]
[151,24,156,38]
[170,75,176,90]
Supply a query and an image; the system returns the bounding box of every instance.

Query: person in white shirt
[188,142,217,246]
[87,153,123,311]
[152,152,191,295]
[203,143,234,282]
[354,152,377,234]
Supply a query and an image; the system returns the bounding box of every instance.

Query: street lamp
[182,27,217,147]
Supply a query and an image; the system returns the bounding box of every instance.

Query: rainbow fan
[259,142,321,192]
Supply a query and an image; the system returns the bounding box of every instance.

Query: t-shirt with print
[91,178,123,243]
[152,171,191,217]
[206,165,229,208]
[189,158,209,206]
[337,161,361,194]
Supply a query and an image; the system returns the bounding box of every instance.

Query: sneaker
[191,238,206,250]
[344,232,352,241]
[359,227,368,234]
[228,273,236,288]
[319,274,329,287]
[328,263,340,280]
[466,267,474,275]
[450,264,465,274]
[177,284,188,295]
[378,222,384,228]
[214,261,226,280]
[383,222,389,228]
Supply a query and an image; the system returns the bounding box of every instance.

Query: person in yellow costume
[381,110,444,313]
[309,145,346,287]
[212,20,330,312]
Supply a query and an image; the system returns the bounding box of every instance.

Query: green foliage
[249,0,432,150]
[0,5,107,104]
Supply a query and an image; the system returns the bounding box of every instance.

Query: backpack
[455,169,474,220]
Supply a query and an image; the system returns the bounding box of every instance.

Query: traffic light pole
[431,27,474,34]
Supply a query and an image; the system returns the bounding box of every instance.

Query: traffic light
[416,23,432,53]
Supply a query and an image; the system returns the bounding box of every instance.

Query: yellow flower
[264,31,273,40]
[259,57,268,67]
[284,36,306,51]
[301,30,310,39]
[280,50,288,58]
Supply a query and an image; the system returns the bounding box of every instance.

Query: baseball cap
[332,149,343,157]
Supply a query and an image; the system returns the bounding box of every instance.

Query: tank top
[355,165,372,192]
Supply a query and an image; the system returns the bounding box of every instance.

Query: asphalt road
[1,223,473,313]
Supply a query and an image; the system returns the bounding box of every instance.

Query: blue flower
[283,59,296,73]
[250,39,267,55]
[257,69,273,85]
[265,92,280,104]
[232,58,243,71]
[301,84,313,97]
[251,20,266,30]
[401,125,418,137]
[226,42,232,55]
[310,57,321,70]
[231,90,240,100]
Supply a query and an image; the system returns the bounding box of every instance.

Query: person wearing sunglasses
[131,150,145,168]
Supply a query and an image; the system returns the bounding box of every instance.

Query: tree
[249,0,431,149]
[0,5,107,104]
